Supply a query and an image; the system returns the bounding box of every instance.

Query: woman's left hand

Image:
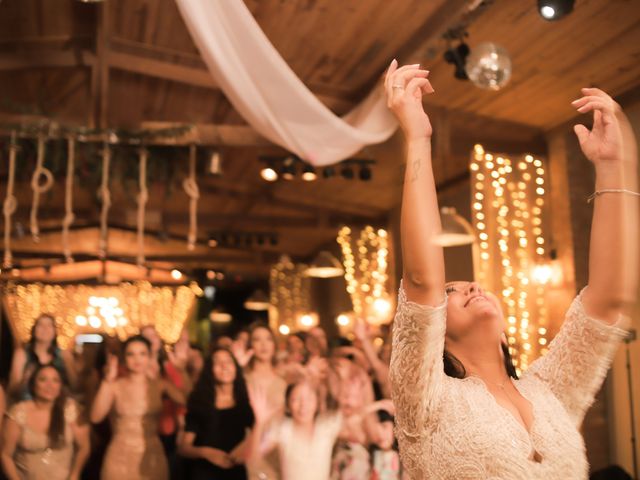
[572,88,633,166]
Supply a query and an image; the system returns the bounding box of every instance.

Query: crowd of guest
[0,313,401,480]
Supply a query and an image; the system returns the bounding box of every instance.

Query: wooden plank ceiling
[0,0,639,282]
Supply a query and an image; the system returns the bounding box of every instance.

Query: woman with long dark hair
[8,314,77,400]
[1,365,90,480]
[385,60,637,478]
[178,347,254,480]
[90,335,186,480]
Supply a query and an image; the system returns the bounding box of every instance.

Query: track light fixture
[537,0,575,20]
[208,231,278,249]
[302,164,317,181]
[444,41,470,80]
[258,156,375,182]
[281,156,296,181]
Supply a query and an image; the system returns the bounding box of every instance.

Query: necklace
[469,373,511,390]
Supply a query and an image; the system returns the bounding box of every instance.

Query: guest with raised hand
[352,318,391,399]
[90,335,186,480]
[178,348,254,480]
[243,322,286,480]
[248,377,393,480]
[385,58,637,478]
[8,314,77,400]
[1,365,89,480]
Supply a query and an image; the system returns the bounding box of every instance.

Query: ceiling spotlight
[340,165,354,180]
[261,164,278,182]
[323,166,336,179]
[302,164,317,181]
[359,164,372,181]
[443,42,470,80]
[281,156,296,181]
[208,150,223,175]
[171,269,183,280]
[537,0,575,20]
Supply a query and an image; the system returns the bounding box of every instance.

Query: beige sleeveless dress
[100,378,168,480]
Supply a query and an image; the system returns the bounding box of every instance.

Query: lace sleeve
[524,289,629,426]
[390,282,447,440]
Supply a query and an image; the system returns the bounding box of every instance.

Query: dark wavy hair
[123,334,151,353]
[247,321,277,369]
[28,314,58,356]
[443,341,519,380]
[186,347,252,421]
[28,364,67,449]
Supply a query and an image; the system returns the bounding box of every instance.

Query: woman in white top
[384,59,638,479]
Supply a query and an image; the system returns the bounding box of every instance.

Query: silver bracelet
[587,189,640,203]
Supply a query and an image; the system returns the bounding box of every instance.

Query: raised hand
[571,88,633,165]
[230,339,254,368]
[248,384,279,425]
[384,59,435,141]
[167,346,188,370]
[353,318,369,342]
[104,353,118,382]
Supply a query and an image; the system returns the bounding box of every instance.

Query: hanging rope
[136,147,149,266]
[183,144,200,251]
[61,137,76,263]
[30,135,54,243]
[3,132,18,269]
[98,143,112,259]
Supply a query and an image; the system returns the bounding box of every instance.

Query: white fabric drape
[175,0,398,166]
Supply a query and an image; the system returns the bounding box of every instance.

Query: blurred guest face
[140,326,162,353]
[288,382,318,424]
[124,341,150,374]
[306,327,328,356]
[287,335,305,355]
[213,350,237,385]
[216,336,233,349]
[33,366,62,402]
[34,315,56,345]
[250,327,275,363]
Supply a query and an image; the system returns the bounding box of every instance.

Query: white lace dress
[390,284,629,480]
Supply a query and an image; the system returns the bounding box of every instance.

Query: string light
[471,144,549,372]
[3,281,201,348]
[269,255,313,335]
[337,226,392,326]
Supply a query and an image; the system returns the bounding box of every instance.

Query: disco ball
[465,42,512,91]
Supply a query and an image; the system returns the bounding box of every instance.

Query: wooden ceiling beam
[0,50,95,70]
[107,43,355,111]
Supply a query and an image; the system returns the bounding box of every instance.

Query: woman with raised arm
[385,59,638,479]
[91,335,186,480]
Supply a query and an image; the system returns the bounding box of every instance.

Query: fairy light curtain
[337,226,393,326]
[175,0,397,166]
[269,255,313,334]
[2,282,200,349]
[470,144,550,372]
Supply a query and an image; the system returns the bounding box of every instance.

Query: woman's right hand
[202,447,233,469]
[384,59,435,142]
[103,354,118,382]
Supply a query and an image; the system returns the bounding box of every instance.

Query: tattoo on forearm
[411,157,422,183]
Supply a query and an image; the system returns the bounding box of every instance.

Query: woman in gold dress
[1,365,90,480]
[90,335,186,480]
